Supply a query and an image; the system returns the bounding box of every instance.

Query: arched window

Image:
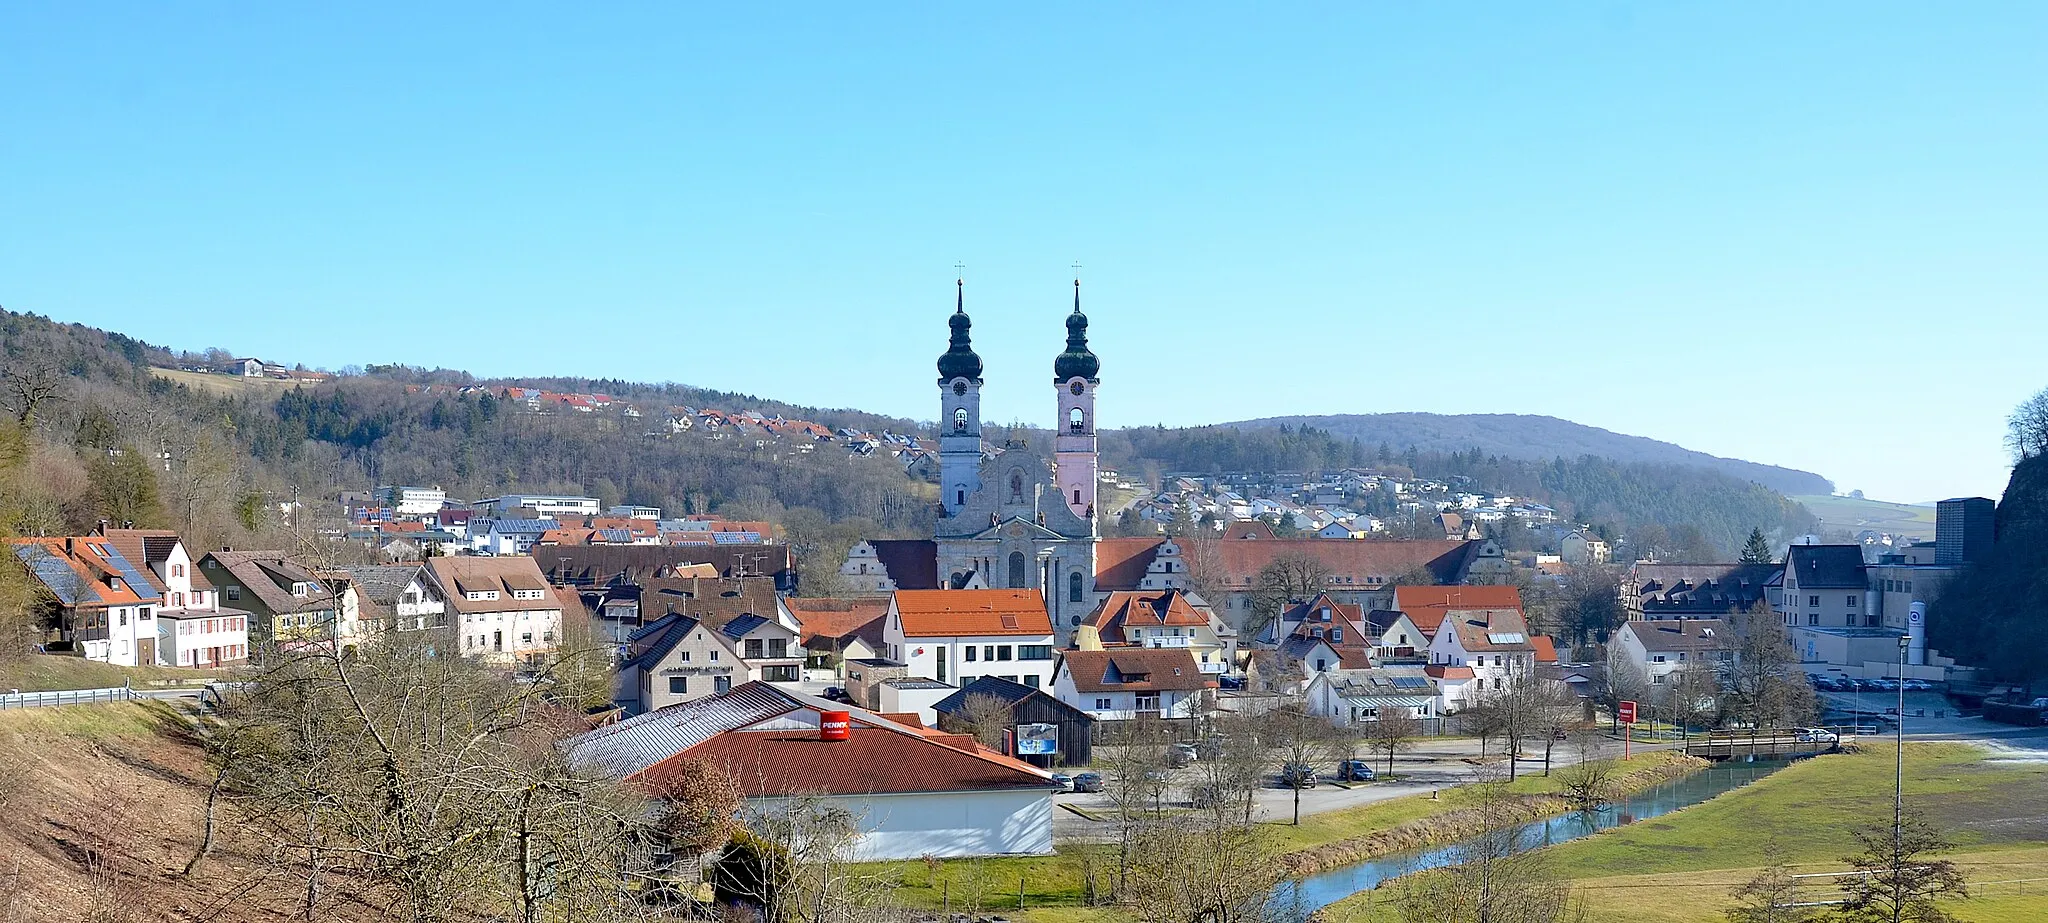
[953,408,968,431]
[1008,552,1028,589]
[1009,472,1024,501]
[1069,571,1084,603]
[1069,407,1085,433]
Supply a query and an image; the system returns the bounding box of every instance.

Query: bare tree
[1246,552,1332,638]
[1387,767,1580,923]
[1099,716,1174,896]
[955,693,1016,751]
[2007,385,2048,461]
[1,357,65,427]
[1362,709,1424,778]
[1262,702,1343,825]
[1554,727,1615,807]
[1722,602,1816,729]
[1723,840,1815,923]
[713,794,901,923]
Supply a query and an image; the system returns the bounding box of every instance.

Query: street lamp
[1894,632,1908,923]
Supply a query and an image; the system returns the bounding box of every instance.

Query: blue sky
[3,4,2043,503]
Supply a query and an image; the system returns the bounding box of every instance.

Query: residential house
[882,590,1059,690]
[1073,588,1234,675]
[9,535,168,666]
[1393,584,1525,645]
[1305,665,1441,726]
[424,555,564,664]
[933,676,1095,768]
[342,564,448,634]
[472,519,555,556]
[785,597,891,676]
[614,602,806,714]
[1614,619,1736,687]
[95,529,251,668]
[1560,530,1611,566]
[565,682,1058,860]
[1359,609,1429,661]
[1777,545,1871,630]
[1052,648,1217,721]
[1262,593,1376,672]
[198,550,341,647]
[1427,607,1537,702]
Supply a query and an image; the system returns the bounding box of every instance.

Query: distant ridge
[1227,412,1833,496]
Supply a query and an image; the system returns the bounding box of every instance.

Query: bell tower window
[953,408,968,431]
[1069,407,1085,433]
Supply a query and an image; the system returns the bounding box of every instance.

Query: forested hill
[1229,413,1832,496]
[3,305,1810,562]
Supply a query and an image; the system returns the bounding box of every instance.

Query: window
[1652,655,1667,663]
[745,639,764,658]
[139,607,151,621]
[997,645,1012,661]
[225,585,241,601]
[767,639,787,658]
[1069,407,1085,433]
[1095,698,1112,710]
[1807,613,1819,626]
[1019,645,1053,660]
[953,408,968,431]
[763,665,799,682]
[668,676,688,695]
[1070,571,1083,602]
[172,564,183,577]
[681,650,691,662]
[966,646,978,662]
[714,676,731,693]
[1846,595,1859,607]
[709,650,719,661]
[1652,674,1667,685]
[1808,595,1821,607]
[1009,472,1024,501]
[1023,675,1041,688]
[1008,552,1028,588]
[935,647,947,682]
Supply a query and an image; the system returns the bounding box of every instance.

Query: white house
[1614,618,1736,687]
[1427,607,1537,699]
[471,519,554,556]
[424,555,564,665]
[615,602,807,714]
[107,528,251,667]
[566,682,1058,860]
[380,485,447,517]
[343,564,448,634]
[1052,648,1217,721]
[883,590,1058,691]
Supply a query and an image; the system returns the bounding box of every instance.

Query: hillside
[3,306,1812,563]
[1230,413,1833,496]
[1794,493,1939,541]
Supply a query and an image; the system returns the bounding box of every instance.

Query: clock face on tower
[1070,381,1084,395]
[954,381,968,396]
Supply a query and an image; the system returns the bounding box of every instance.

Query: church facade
[842,280,1109,630]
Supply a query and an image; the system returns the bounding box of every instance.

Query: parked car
[1279,762,1319,789]
[1337,759,1377,781]
[1071,772,1105,793]
[1167,748,1192,768]
[822,685,846,700]
[1218,675,1246,690]
[1902,679,1934,691]
[1172,743,1200,765]
[1795,728,1839,743]
[1048,773,1074,793]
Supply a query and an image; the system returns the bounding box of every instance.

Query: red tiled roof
[786,597,891,645]
[1394,585,1524,635]
[1092,538,1166,591]
[893,590,1053,637]
[1059,648,1217,694]
[1531,635,1559,663]
[1425,665,1474,680]
[637,726,1052,796]
[1083,589,1207,643]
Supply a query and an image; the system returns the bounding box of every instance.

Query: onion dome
[1053,279,1100,381]
[937,279,983,381]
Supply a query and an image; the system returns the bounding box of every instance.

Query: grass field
[1321,743,2048,923]
[1794,493,1939,540]
[0,653,233,692]
[149,366,303,397]
[855,752,1699,916]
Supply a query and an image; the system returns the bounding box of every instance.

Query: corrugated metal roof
[567,683,797,778]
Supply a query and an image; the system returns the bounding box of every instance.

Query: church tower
[1053,279,1100,523]
[937,279,984,517]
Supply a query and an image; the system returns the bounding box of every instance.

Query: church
[841,279,1110,629]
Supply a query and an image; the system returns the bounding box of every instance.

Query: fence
[0,686,138,709]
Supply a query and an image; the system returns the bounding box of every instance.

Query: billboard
[1015,723,1058,756]
[1617,700,1638,725]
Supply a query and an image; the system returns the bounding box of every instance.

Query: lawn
[0,654,235,692]
[854,751,1701,914]
[1319,743,2048,923]
[148,367,302,397]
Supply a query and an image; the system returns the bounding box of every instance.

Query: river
[1267,758,1795,920]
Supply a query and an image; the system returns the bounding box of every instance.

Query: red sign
[819,710,852,742]
[1618,700,1638,725]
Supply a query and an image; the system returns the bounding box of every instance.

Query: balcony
[1198,661,1229,674]
[1144,636,1192,649]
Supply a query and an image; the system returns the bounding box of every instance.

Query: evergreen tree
[1740,527,1775,564]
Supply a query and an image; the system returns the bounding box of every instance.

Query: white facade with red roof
[884,589,1058,690]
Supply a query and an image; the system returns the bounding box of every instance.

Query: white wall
[750,789,1054,861]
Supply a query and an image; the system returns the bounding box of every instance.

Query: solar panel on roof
[100,547,161,602]
[1486,631,1527,645]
